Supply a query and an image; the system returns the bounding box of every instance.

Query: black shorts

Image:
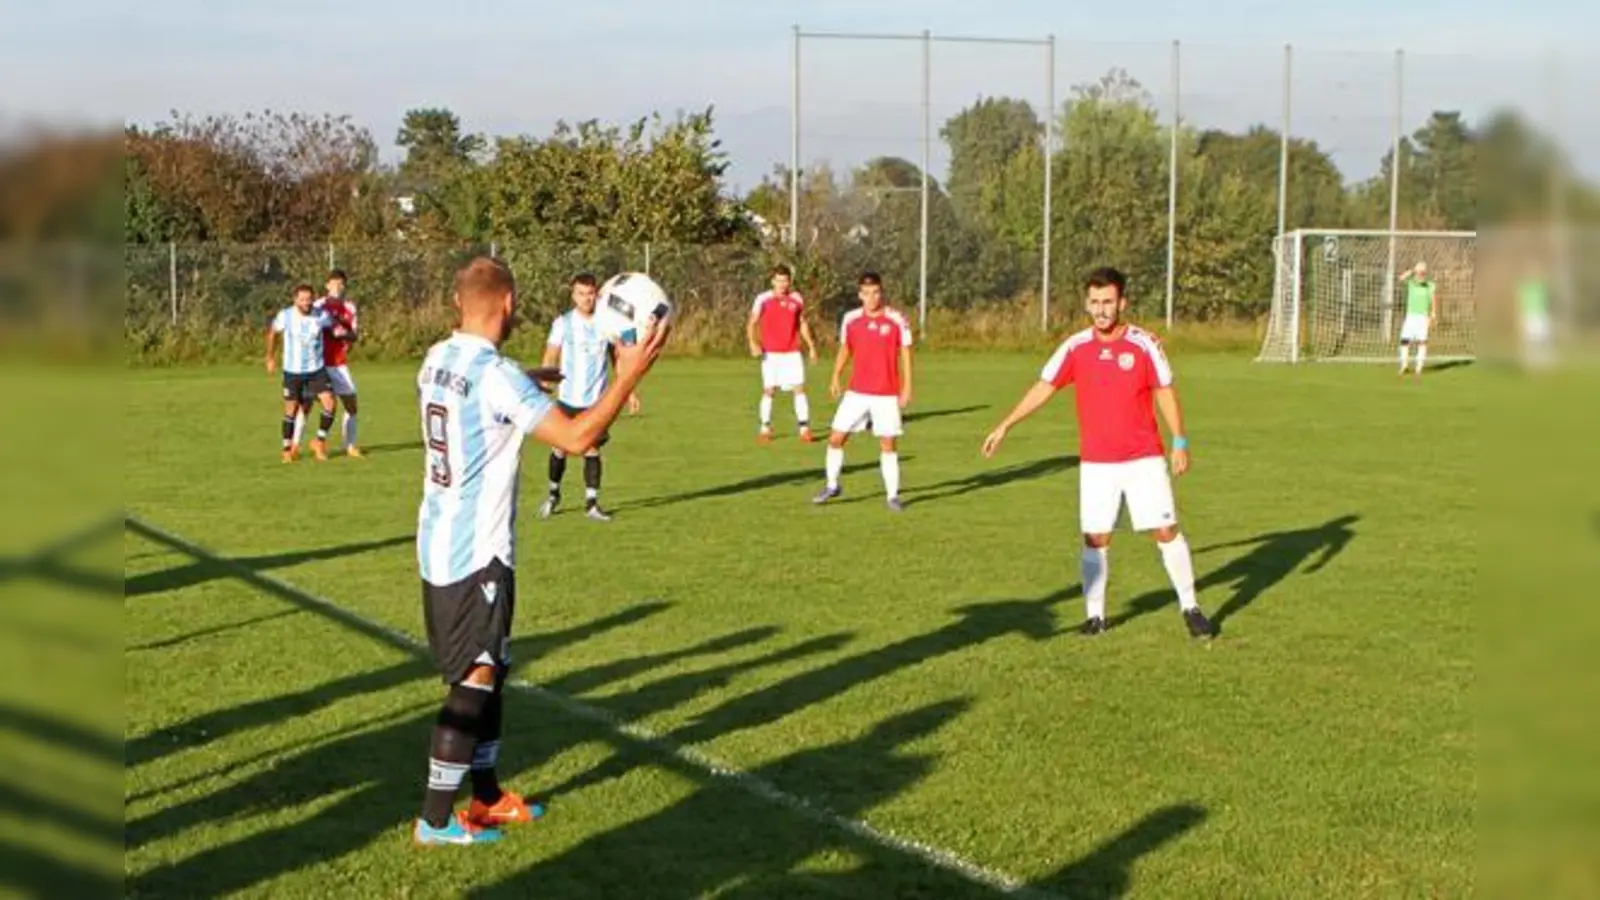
[282,369,333,405]
[558,402,610,450]
[421,558,516,684]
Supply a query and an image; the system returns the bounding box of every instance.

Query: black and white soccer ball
[596,272,673,346]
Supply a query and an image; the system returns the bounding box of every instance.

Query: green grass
[124,353,1475,898]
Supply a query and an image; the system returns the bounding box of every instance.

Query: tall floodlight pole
[1165,39,1180,330]
[789,24,801,250]
[1277,43,1292,240]
[919,29,931,337]
[1042,34,1055,331]
[1384,48,1403,339]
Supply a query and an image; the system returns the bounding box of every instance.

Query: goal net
[1257,229,1476,363]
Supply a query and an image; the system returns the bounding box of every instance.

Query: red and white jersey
[1040,324,1173,464]
[842,307,913,396]
[318,296,358,367]
[752,289,805,353]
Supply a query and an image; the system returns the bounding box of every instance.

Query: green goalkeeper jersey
[1518,278,1549,317]
[1404,278,1435,315]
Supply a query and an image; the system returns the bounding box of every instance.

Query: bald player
[411,256,669,846]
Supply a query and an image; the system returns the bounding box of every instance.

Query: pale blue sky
[1,0,1589,185]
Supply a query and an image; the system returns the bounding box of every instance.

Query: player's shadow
[127,608,304,652]
[1105,514,1360,631]
[123,531,413,598]
[1424,360,1474,374]
[0,513,124,599]
[0,702,122,899]
[540,588,1068,801]
[470,698,980,900]
[354,440,422,455]
[126,621,848,897]
[904,455,1078,508]
[902,403,989,424]
[627,459,909,510]
[124,599,673,770]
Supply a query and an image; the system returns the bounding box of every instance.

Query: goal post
[1257,229,1477,363]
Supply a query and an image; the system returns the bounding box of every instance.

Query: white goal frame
[1257,228,1477,363]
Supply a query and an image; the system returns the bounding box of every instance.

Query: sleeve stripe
[1126,328,1174,385]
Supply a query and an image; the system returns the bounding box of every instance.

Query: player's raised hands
[615,320,671,381]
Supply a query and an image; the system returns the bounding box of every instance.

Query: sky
[1,0,1591,188]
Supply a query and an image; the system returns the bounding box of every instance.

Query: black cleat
[1078,616,1107,636]
[1184,608,1215,639]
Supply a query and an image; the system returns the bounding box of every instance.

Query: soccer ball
[596,272,673,346]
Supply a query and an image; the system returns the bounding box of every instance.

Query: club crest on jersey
[1117,352,1136,371]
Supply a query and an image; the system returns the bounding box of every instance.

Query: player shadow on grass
[538,589,1068,801]
[903,455,1079,508]
[1104,514,1360,632]
[902,403,990,424]
[0,513,124,599]
[472,698,980,899]
[0,701,123,899]
[125,622,849,897]
[626,459,908,510]
[351,439,423,455]
[123,599,673,770]
[123,532,414,598]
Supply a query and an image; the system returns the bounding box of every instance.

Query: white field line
[124,515,1061,900]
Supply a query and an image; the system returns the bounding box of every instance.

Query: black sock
[281,416,295,449]
[548,452,567,491]
[317,410,335,440]
[470,688,504,804]
[584,455,602,504]
[421,684,488,828]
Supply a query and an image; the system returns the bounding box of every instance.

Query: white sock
[759,395,773,428]
[794,393,810,428]
[825,446,844,489]
[1158,534,1199,611]
[1399,345,1410,370]
[1082,546,1109,620]
[341,413,357,448]
[292,411,306,446]
[1415,345,1427,373]
[879,452,900,499]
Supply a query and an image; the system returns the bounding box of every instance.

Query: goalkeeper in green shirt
[1397,261,1438,375]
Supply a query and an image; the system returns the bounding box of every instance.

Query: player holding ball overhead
[982,267,1216,639]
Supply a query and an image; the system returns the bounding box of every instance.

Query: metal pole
[789,24,801,251]
[1042,34,1055,331]
[169,241,177,326]
[918,28,930,337]
[1165,39,1180,330]
[1384,49,1403,339]
[1277,43,1291,239]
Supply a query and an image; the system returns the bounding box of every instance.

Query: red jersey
[318,296,358,367]
[1040,324,1174,463]
[752,289,805,353]
[842,307,912,396]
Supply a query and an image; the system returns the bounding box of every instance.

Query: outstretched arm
[981,381,1057,457]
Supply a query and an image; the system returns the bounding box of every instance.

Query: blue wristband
[1172,435,1189,451]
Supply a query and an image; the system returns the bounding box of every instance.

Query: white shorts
[1079,456,1177,534]
[328,364,358,396]
[761,352,805,390]
[830,392,903,438]
[1521,311,1551,345]
[1399,313,1431,344]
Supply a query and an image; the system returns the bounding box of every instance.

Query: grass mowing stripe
[125,513,1066,900]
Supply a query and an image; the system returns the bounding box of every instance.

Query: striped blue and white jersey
[546,310,611,409]
[271,306,334,374]
[415,332,555,586]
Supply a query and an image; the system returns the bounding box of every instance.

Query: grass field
[124,352,1476,898]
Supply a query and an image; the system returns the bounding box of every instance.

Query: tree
[941,97,1042,234]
